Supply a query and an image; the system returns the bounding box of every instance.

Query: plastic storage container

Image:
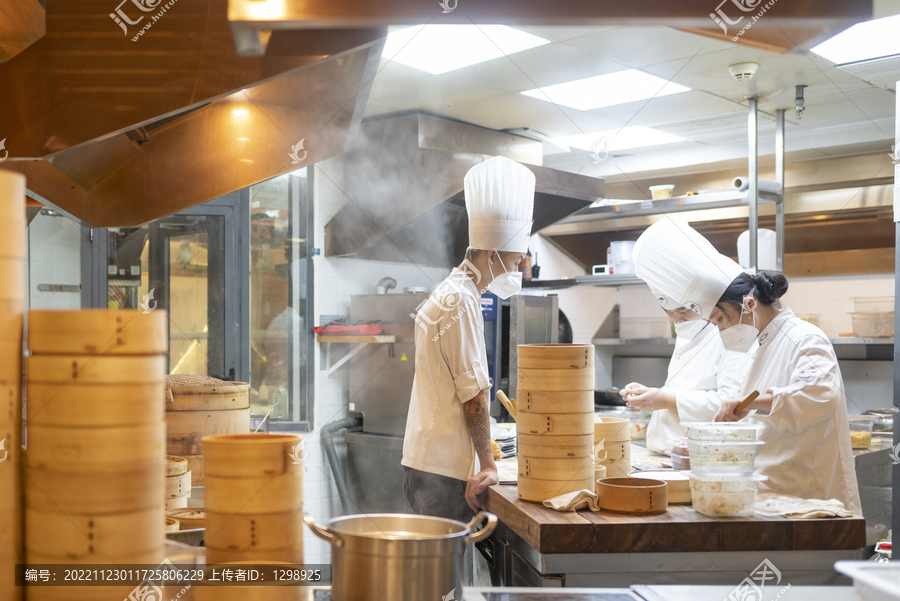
[848,416,874,449]
[850,312,894,338]
[835,561,900,601]
[630,412,651,441]
[686,440,764,477]
[852,296,895,314]
[649,184,674,199]
[609,241,636,275]
[681,422,764,442]
[666,440,690,470]
[689,474,766,517]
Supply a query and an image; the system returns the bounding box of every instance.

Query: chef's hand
[466,467,499,513]
[714,398,750,422]
[620,382,648,399]
[621,385,675,411]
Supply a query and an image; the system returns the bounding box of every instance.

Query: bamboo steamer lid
[0,259,23,300]
[167,508,205,530]
[185,454,204,485]
[165,495,189,511]
[26,466,164,513]
[166,456,189,477]
[519,367,593,392]
[516,433,593,458]
[632,471,692,504]
[27,422,165,472]
[27,382,164,426]
[517,455,594,480]
[165,471,191,499]
[601,458,633,479]
[203,433,303,477]
[594,417,631,444]
[27,355,165,384]
[517,474,596,503]
[517,344,594,370]
[165,374,251,411]
[517,411,593,437]
[165,517,180,532]
[26,505,165,559]
[205,544,304,565]
[205,510,304,552]
[596,477,668,515]
[204,473,303,514]
[166,408,251,455]
[28,310,167,355]
[517,389,592,415]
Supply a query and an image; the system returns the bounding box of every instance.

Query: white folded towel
[542,489,600,512]
[755,492,853,519]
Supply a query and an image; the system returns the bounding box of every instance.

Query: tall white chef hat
[634,219,744,319]
[465,156,535,253]
[650,289,681,311]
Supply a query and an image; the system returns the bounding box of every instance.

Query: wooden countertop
[485,484,866,555]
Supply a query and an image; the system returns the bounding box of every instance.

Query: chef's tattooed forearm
[464,389,494,466]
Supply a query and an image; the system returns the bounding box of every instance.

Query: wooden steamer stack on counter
[203,434,304,565]
[516,344,596,502]
[0,171,25,601]
[26,309,168,600]
[594,416,632,478]
[165,455,191,509]
[165,375,251,485]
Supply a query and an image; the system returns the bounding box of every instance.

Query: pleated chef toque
[651,288,681,311]
[634,219,744,319]
[465,156,535,253]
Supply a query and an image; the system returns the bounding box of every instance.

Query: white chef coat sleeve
[441,293,491,404]
[674,349,750,422]
[766,340,843,433]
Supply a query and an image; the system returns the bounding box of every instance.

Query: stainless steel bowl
[864,408,897,432]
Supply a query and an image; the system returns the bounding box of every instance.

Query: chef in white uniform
[712,270,862,516]
[402,156,534,521]
[625,219,753,453]
[620,289,752,454]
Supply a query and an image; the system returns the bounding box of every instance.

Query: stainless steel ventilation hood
[322,114,605,268]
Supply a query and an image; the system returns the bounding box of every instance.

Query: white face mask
[674,319,708,339]
[487,258,522,299]
[719,298,759,353]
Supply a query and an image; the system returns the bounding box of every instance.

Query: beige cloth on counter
[542,489,600,512]
[755,492,854,519]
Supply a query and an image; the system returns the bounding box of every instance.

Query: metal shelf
[589,337,892,360]
[524,274,645,290]
[592,338,675,345]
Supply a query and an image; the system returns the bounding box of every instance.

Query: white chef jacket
[647,323,752,453]
[401,268,492,481]
[741,308,862,516]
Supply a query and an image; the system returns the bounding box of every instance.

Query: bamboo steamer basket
[518,367,594,392]
[166,376,251,411]
[203,433,303,477]
[27,422,165,472]
[27,355,165,384]
[517,411,593,437]
[166,495,189,510]
[602,440,631,463]
[26,466,164,513]
[166,408,251,455]
[596,477,668,515]
[517,343,594,370]
[165,516,180,531]
[27,383,164,427]
[516,433,593,458]
[166,455,189,477]
[167,508,206,530]
[185,454,204,485]
[594,417,631,444]
[166,471,191,499]
[518,389,593,415]
[601,458,633,479]
[28,309,168,355]
[517,474,596,502]
[633,471,692,504]
[205,473,303,514]
[0,259,24,300]
[206,544,304,565]
[594,465,608,494]
[205,510,304,552]
[26,505,165,559]
[517,455,594,481]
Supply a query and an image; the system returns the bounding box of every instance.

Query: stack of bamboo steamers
[516,344,596,502]
[26,309,168,601]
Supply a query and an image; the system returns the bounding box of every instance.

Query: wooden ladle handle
[734,390,760,415]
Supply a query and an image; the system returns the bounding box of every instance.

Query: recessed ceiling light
[521,70,690,111]
[811,14,900,64]
[382,25,549,75]
[549,126,684,154]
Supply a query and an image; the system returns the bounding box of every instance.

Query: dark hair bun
[753,271,788,304]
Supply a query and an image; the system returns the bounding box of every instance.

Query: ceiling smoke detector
[729,62,759,81]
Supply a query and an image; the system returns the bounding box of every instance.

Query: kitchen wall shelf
[590,337,892,360]
[316,335,396,376]
[524,274,645,289]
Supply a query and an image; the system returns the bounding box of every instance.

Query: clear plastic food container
[681,422,764,442]
[852,296,895,314]
[687,440,764,477]
[630,413,650,441]
[850,312,894,338]
[689,474,767,517]
[848,416,874,449]
[667,450,690,471]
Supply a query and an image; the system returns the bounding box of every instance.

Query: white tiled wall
[27,213,81,309]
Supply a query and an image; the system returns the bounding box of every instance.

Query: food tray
[681,422,764,442]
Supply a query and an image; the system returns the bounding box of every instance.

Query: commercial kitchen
[0,0,899,600]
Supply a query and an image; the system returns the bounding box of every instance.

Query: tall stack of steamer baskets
[516,344,596,502]
[26,309,168,601]
[0,171,26,601]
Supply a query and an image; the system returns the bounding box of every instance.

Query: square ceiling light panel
[521,69,690,111]
[382,25,550,75]
[550,125,684,154]
[811,14,900,64]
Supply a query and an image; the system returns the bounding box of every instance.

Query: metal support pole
[748,98,759,271]
[775,109,786,272]
[892,82,900,561]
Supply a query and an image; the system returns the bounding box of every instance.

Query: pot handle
[464,511,498,547]
[304,515,344,549]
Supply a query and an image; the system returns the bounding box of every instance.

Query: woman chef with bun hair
[712,271,862,516]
